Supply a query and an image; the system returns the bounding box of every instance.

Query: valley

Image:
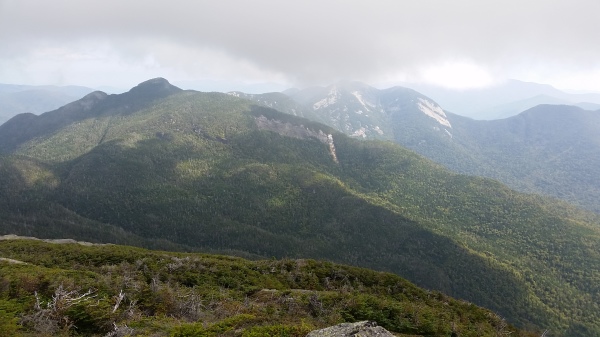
[1,78,599,336]
[242,82,600,213]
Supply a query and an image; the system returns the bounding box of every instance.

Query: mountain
[1,78,599,336]
[0,78,182,154]
[0,237,536,337]
[402,79,600,120]
[256,81,455,145]
[254,82,600,213]
[227,91,327,125]
[0,83,95,125]
[481,94,573,119]
[448,105,600,213]
[481,95,600,120]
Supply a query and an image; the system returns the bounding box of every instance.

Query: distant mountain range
[6,79,599,126]
[0,83,95,125]
[450,105,600,212]
[1,78,599,336]
[0,80,600,212]
[241,82,600,213]
[402,79,600,119]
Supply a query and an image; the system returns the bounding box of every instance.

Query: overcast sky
[1,0,599,92]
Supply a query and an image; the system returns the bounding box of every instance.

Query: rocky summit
[307,321,395,337]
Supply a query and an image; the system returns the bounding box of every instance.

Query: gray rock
[306,321,395,337]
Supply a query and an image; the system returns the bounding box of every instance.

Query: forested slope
[1,79,599,336]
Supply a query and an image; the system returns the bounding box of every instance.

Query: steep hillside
[227,91,327,125]
[0,78,181,154]
[250,82,472,170]
[1,79,599,336]
[253,83,600,213]
[0,238,536,337]
[449,105,600,213]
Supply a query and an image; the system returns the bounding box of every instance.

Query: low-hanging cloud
[1,0,599,88]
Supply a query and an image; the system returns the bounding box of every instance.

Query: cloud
[1,0,599,89]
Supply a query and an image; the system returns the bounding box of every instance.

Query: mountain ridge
[0,83,96,125]
[241,82,600,213]
[401,79,600,120]
[0,78,182,154]
[1,79,599,336]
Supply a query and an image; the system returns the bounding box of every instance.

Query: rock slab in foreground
[307,321,395,337]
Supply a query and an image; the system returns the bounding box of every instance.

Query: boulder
[306,321,395,337]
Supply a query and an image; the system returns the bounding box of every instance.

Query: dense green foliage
[0,79,599,336]
[270,84,600,213]
[0,238,536,336]
[449,105,600,213]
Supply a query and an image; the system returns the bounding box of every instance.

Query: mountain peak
[138,77,171,86]
[128,77,182,96]
[77,90,108,111]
